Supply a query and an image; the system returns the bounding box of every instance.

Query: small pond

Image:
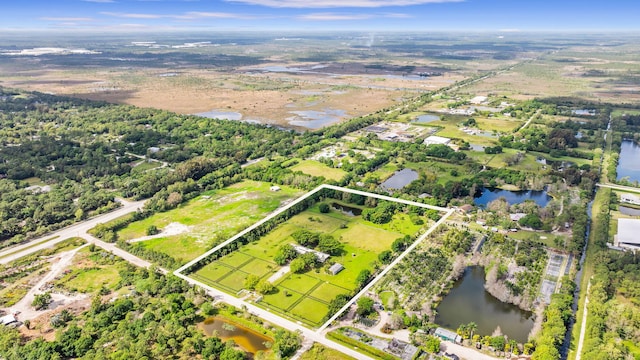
[617,140,640,183]
[196,110,243,121]
[380,168,419,191]
[435,266,535,343]
[287,109,346,129]
[571,109,596,116]
[331,202,362,216]
[413,114,440,123]
[200,317,272,354]
[469,144,485,152]
[474,187,551,207]
[619,205,640,216]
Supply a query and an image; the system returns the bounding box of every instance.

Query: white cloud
[298,13,373,21]
[296,12,411,21]
[101,12,164,19]
[83,0,115,3]
[226,0,462,8]
[40,17,94,22]
[180,12,254,19]
[101,11,253,20]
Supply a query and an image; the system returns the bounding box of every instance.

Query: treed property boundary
[175,184,452,331]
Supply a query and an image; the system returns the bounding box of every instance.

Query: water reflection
[435,267,534,343]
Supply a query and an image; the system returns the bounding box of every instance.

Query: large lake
[435,266,535,343]
[474,187,551,207]
[617,140,640,183]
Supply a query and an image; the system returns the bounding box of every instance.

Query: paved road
[0,198,146,264]
[441,342,501,360]
[174,271,375,360]
[596,183,640,193]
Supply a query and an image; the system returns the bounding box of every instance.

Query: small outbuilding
[434,327,462,343]
[270,186,281,192]
[328,263,344,275]
[0,314,17,326]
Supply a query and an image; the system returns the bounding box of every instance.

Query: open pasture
[117,181,301,264]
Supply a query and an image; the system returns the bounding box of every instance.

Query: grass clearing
[55,246,126,293]
[300,343,356,360]
[290,298,330,325]
[291,159,347,181]
[118,181,301,264]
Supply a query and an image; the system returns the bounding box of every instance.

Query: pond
[196,110,243,121]
[571,109,596,116]
[413,114,440,123]
[474,187,551,208]
[435,266,535,343]
[617,140,640,183]
[287,109,346,129]
[331,202,362,216]
[380,168,419,191]
[619,205,640,216]
[199,317,272,354]
[469,144,485,152]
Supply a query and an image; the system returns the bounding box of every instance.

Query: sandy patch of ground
[5,245,88,322]
[129,222,191,243]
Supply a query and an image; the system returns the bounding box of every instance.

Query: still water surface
[617,140,640,183]
[435,266,535,343]
[200,317,272,354]
[380,168,419,191]
[474,187,551,207]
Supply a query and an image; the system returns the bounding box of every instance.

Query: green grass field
[291,159,347,181]
[300,343,355,360]
[117,181,302,264]
[56,247,126,293]
[192,195,432,328]
[131,160,162,173]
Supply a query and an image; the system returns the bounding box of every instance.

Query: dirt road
[8,245,88,321]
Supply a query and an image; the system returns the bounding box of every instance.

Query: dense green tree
[356,296,375,316]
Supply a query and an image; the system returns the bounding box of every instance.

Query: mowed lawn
[291,159,347,181]
[118,181,302,264]
[193,199,431,327]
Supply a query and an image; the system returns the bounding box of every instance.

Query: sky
[1,0,639,32]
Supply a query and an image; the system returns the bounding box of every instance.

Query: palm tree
[457,324,468,339]
[467,322,478,340]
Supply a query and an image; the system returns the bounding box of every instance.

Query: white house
[620,193,640,206]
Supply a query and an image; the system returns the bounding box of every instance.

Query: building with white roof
[423,135,451,146]
[614,218,640,250]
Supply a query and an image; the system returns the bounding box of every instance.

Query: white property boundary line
[175,184,452,332]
